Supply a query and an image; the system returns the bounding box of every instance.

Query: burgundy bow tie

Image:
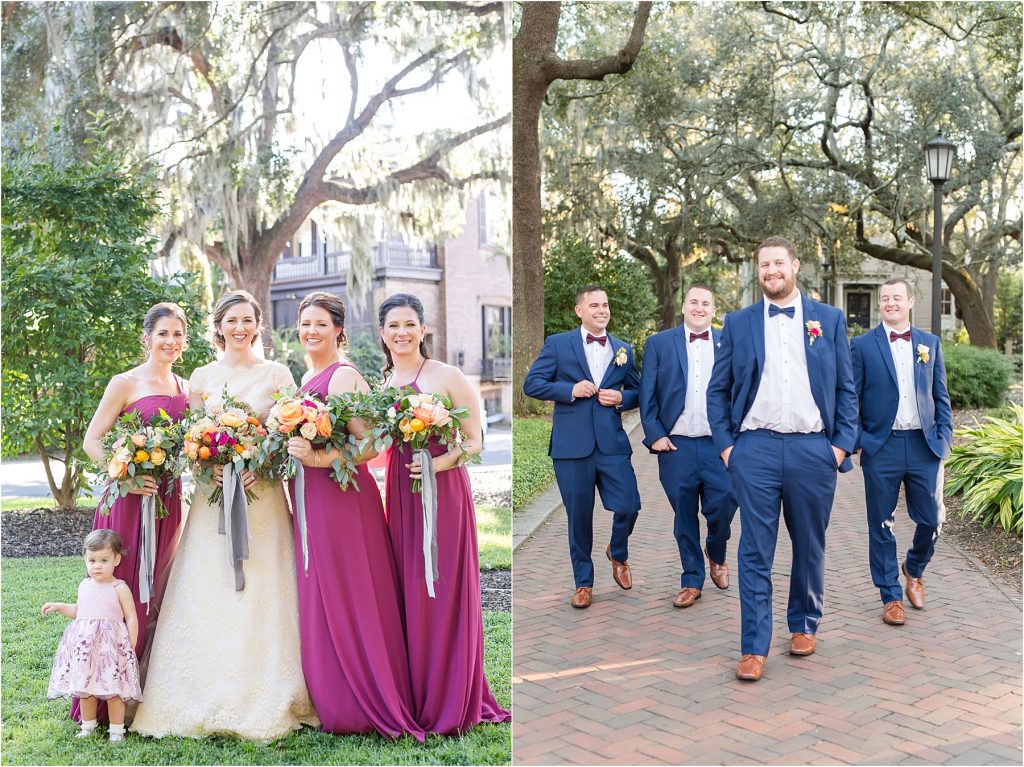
[586,333,607,346]
[889,330,912,343]
[689,331,709,342]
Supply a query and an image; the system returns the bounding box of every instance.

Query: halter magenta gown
[289,362,424,741]
[384,366,510,734]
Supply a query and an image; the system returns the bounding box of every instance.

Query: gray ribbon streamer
[218,463,250,591]
[418,448,439,599]
[291,457,309,576]
[138,493,156,613]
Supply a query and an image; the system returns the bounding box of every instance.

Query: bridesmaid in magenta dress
[74,302,191,723]
[284,291,424,741]
[378,293,511,735]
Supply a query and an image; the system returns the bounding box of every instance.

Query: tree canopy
[541,1,1022,343]
[3,1,511,317]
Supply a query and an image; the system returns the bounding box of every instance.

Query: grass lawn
[0,497,98,512]
[1,557,511,765]
[475,505,511,570]
[511,416,554,511]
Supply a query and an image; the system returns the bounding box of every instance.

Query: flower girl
[43,529,142,742]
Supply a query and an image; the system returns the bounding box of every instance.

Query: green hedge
[512,416,555,511]
[946,406,1022,534]
[943,344,1015,408]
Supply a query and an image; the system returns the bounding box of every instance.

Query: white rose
[407,395,421,408]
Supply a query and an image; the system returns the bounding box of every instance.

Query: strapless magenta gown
[72,378,187,723]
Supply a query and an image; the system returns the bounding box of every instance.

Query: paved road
[513,424,1023,765]
[0,425,511,500]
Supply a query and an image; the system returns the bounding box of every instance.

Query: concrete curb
[512,411,642,553]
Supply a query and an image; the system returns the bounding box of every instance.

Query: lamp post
[923,133,956,335]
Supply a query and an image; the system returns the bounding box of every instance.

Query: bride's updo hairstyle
[141,302,188,358]
[378,292,430,377]
[297,291,347,348]
[210,290,264,350]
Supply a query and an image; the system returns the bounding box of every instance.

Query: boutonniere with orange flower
[806,320,822,346]
[614,347,628,366]
[916,344,930,364]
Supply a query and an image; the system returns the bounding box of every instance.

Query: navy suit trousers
[657,435,737,589]
[730,430,838,655]
[553,449,640,588]
[862,429,944,603]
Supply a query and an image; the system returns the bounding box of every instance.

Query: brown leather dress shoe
[606,545,632,590]
[736,654,766,681]
[903,562,925,609]
[789,632,816,656]
[883,600,906,625]
[571,587,592,608]
[672,587,702,608]
[706,547,729,590]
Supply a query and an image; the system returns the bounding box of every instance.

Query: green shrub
[946,405,1022,534]
[943,343,1015,408]
[543,235,658,365]
[513,416,555,511]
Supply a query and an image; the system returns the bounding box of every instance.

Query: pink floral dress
[47,578,142,704]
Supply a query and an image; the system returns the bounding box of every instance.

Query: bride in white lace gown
[131,291,318,740]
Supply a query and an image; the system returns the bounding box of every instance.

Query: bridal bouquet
[260,388,366,489]
[383,387,478,492]
[96,409,188,518]
[183,393,266,504]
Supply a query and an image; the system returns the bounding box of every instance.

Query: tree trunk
[512,3,560,416]
[658,238,681,330]
[854,238,997,347]
[512,1,652,414]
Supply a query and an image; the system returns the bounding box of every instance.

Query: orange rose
[246,417,261,425]
[409,417,426,432]
[315,409,333,438]
[198,446,212,460]
[275,400,304,433]
[234,443,245,454]
[107,459,128,479]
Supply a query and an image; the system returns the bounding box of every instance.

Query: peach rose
[412,406,435,425]
[184,440,200,460]
[275,400,304,433]
[149,447,166,466]
[107,459,128,480]
[299,422,318,440]
[430,404,451,428]
[315,409,333,438]
[131,433,146,447]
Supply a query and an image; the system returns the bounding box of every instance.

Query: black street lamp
[923,133,956,335]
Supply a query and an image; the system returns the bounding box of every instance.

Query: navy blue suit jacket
[851,324,953,460]
[707,295,859,472]
[523,329,640,459]
[639,325,723,451]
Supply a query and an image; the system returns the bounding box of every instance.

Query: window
[941,288,953,315]
[482,305,511,379]
[477,192,498,246]
[845,288,871,330]
[310,221,318,256]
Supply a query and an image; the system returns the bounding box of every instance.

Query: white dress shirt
[883,322,922,430]
[581,326,612,385]
[741,292,824,434]
[671,325,713,438]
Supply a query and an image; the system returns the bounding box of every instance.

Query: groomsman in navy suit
[640,285,737,609]
[851,278,952,627]
[523,285,642,609]
[708,236,858,682]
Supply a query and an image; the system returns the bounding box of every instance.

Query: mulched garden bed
[943,401,1022,595]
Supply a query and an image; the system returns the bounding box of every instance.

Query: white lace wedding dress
[131,360,319,740]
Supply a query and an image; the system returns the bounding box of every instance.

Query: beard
[761,274,796,302]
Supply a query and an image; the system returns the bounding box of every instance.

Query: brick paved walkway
[513,426,1023,765]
